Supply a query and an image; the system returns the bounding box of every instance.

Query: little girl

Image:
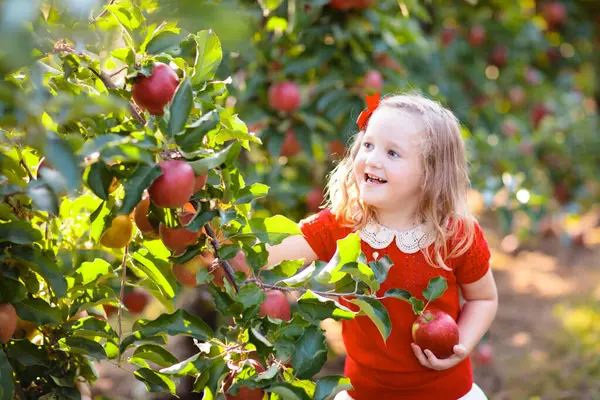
[266,92,498,400]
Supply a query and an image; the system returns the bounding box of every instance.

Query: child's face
[353,107,425,215]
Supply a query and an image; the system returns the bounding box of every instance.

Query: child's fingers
[453,344,468,358]
[411,343,430,366]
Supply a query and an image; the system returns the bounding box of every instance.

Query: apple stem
[117,244,129,366]
[204,224,240,292]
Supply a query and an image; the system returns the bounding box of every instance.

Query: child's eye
[363,142,373,150]
[388,150,400,158]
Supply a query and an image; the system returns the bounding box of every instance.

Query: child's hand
[411,343,468,370]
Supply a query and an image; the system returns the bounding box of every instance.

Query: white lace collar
[358,219,435,253]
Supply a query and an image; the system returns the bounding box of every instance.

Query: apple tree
[0,1,443,399]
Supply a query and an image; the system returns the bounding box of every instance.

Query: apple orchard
[0,1,598,400]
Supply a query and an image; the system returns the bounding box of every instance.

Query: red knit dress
[299,209,491,400]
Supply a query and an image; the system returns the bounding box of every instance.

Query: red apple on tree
[172,250,215,287]
[508,86,527,107]
[542,1,567,29]
[441,28,456,47]
[329,0,356,11]
[223,359,265,400]
[307,187,324,213]
[148,160,195,208]
[489,45,508,68]
[268,81,301,112]
[362,70,383,93]
[159,211,201,252]
[530,103,552,129]
[259,290,291,321]
[193,175,208,193]
[468,25,486,47]
[0,303,17,344]
[132,62,179,115]
[412,309,459,359]
[280,129,301,157]
[134,195,159,238]
[123,289,150,314]
[212,250,252,287]
[474,342,494,365]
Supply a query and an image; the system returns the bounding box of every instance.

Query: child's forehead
[366,107,426,138]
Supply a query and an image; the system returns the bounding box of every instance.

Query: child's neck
[375,209,421,232]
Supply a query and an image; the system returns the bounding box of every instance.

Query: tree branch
[89,0,116,25]
[203,224,239,292]
[88,68,146,125]
[243,278,376,300]
[15,147,34,181]
[117,244,129,366]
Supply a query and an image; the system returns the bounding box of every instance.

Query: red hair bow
[356,91,380,131]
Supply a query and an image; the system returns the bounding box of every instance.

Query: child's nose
[365,152,383,169]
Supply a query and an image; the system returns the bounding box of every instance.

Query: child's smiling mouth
[365,173,387,184]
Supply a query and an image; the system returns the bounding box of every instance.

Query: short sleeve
[453,222,491,284]
[298,208,338,262]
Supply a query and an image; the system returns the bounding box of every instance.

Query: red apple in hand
[411,309,459,359]
[259,290,291,321]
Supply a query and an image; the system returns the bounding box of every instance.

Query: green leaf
[26,183,59,215]
[266,382,312,400]
[187,141,241,175]
[159,353,203,376]
[193,30,223,84]
[130,344,179,368]
[134,368,177,394]
[422,276,448,302]
[0,221,42,244]
[64,316,118,341]
[146,30,187,55]
[0,350,14,400]
[297,290,355,322]
[10,247,67,297]
[14,298,60,325]
[69,258,113,287]
[119,163,163,216]
[131,250,177,299]
[87,161,114,200]
[234,183,269,205]
[280,263,315,286]
[44,132,81,192]
[58,337,107,360]
[166,78,193,137]
[292,326,328,380]
[235,283,266,310]
[350,297,392,341]
[315,233,361,284]
[314,376,353,400]
[5,339,49,366]
[369,255,394,284]
[248,214,302,245]
[175,110,219,152]
[0,277,26,303]
[384,288,413,302]
[135,309,214,341]
[339,262,379,293]
[248,326,273,355]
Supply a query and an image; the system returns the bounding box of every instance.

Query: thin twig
[88,68,146,125]
[244,278,376,300]
[203,224,240,292]
[15,147,34,180]
[117,244,129,365]
[89,0,116,25]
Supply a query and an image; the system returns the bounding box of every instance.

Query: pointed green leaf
[86,161,114,200]
[339,262,379,293]
[249,326,273,355]
[292,326,328,380]
[235,283,266,310]
[193,30,223,84]
[234,183,269,205]
[314,375,353,400]
[119,163,163,215]
[131,249,176,299]
[369,255,394,284]
[0,221,42,244]
[145,30,187,55]
[297,290,355,322]
[280,263,315,286]
[350,297,391,341]
[266,382,312,400]
[70,259,113,286]
[248,214,302,245]
[134,368,177,394]
[0,350,14,399]
[0,277,26,303]
[175,110,219,152]
[384,288,412,302]
[167,78,193,136]
[64,316,118,341]
[58,337,107,360]
[423,276,448,302]
[130,344,179,368]
[315,233,361,284]
[10,247,67,297]
[14,298,60,325]
[26,183,59,215]
[159,352,202,376]
[135,309,214,340]
[5,339,49,366]
[187,141,241,175]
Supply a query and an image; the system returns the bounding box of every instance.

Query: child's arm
[412,269,498,370]
[265,235,319,268]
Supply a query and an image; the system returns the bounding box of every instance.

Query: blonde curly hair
[325,92,475,270]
